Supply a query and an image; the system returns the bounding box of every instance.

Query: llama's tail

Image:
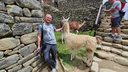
[79,21,86,28]
[96,36,102,45]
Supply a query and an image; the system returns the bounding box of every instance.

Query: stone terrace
[91,13,128,72]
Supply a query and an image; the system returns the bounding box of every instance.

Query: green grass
[55,31,94,67]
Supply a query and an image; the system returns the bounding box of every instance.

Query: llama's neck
[64,23,70,34]
[64,29,70,34]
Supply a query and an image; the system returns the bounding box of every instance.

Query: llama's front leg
[61,39,64,44]
[70,53,75,61]
[76,30,79,34]
[61,32,64,44]
[86,50,94,67]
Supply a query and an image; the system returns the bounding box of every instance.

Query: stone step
[121,25,128,29]
[101,22,111,25]
[122,21,128,25]
[103,36,128,45]
[96,31,128,39]
[121,29,128,34]
[101,19,111,23]
[97,45,128,58]
[93,58,128,72]
[97,29,128,34]
[99,25,110,28]
[102,41,128,51]
[97,28,111,33]
[95,50,128,66]
[99,25,128,31]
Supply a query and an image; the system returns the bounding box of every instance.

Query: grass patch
[55,31,94,67]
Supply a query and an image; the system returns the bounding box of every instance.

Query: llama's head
[61,17,70,33]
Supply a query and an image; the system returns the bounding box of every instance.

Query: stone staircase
[91,14,128,72]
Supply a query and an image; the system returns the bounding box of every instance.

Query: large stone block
[12,23,32,36]
[31,10,43,18]
[15,17,42,23]
[23,8,31,17]
[16,0,41,9]
[114,56,128,66]
[121,29,128,34]
[104,37,113,42]
[122,46,128,51]
[23,56,38,67]
[0,38,20,50]
[3,0,15,4]
[100,68,116,72]
[0,13,14,23]
[18,53,36,64]
[0,54,19,69]
[102,41,112,47]
[96,51,114,60]
[121,34,128,39]
[7,5,23,16]
[123,21,128,25]
[112,43,123,49]
[0,23,12,37]
[17,66,33,72]
[0,51,4,58]
[91,62,99,72]
[21,32,37,44]
[19,43,36,57]
[121,51,128,58]
[0,1,6,11]
[8,65,22,72]
[0,70,6,72]
[122,40,128,45]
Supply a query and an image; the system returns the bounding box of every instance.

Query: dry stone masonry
[2,0,128,72]
[44,0,102,31]
[0,0,47,72]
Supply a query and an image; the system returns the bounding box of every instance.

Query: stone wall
[44,0,102,31]
[0,0,45,72]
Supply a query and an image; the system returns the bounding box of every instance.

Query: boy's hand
[37,47,41,52]
[34,47,40,55]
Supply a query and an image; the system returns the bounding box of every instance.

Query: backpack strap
[117,0,126,10]
[38,23,44,47]
[121,2,126,10]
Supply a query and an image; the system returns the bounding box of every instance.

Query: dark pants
[111,17,121,28]
[41,43,57,69]
[119,11,125,19]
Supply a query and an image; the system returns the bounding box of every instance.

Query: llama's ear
[62,16,65,20]
[67,17,70,21]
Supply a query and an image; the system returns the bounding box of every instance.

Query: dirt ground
[98,59,128,72]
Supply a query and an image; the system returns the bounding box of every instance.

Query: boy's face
[109,0,114,4]
[44,14,52,24]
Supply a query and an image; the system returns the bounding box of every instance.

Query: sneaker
[114,35,122,41]
[108,34,115,38]
[51,68,56,72]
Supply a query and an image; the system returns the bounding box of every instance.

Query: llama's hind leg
[70,50,76,61]
[70,53,75,61]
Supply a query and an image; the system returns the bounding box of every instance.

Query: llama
[69,21,85,33]
[60,20,85,44]
[59,20,85,33]
[61,17,102,67]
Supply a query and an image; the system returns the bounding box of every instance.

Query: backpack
[117,0,127,17]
